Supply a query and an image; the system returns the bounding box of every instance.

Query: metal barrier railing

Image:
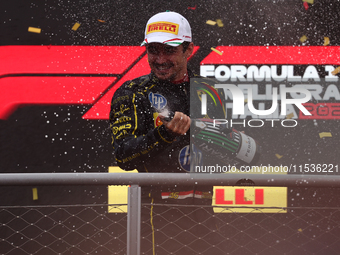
[1,172,340,187]
[1,173,340,255]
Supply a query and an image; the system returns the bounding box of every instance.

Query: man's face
[146,43,193,82]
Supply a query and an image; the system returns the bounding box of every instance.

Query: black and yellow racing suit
[109,70,226,255]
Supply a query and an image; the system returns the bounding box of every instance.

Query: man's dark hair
[182,41,190,52]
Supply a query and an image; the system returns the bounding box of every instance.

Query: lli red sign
[215,188,264,205]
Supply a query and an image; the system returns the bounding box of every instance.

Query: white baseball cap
[141,11,192,47]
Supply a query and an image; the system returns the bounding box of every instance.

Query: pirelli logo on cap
[146,21,179,35]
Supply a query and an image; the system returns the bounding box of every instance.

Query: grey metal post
[127,185,141,255]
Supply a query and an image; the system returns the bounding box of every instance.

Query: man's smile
[154,63,174,71]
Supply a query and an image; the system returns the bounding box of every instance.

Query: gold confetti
[299,35,307,43]
[206,20,217,26]
[324,37,330,46]
[319,132,332,138]
[216,19,224,27]
[275,154,283,159]
[32,188,38,200]
[72,22,81,31]
[286,112,294,119]
[298,228,303,232]
[98,19,105,23]
[331,66,340,75]
[28,27,41,33]
[303,0,314,4]
[211,47,223,55]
